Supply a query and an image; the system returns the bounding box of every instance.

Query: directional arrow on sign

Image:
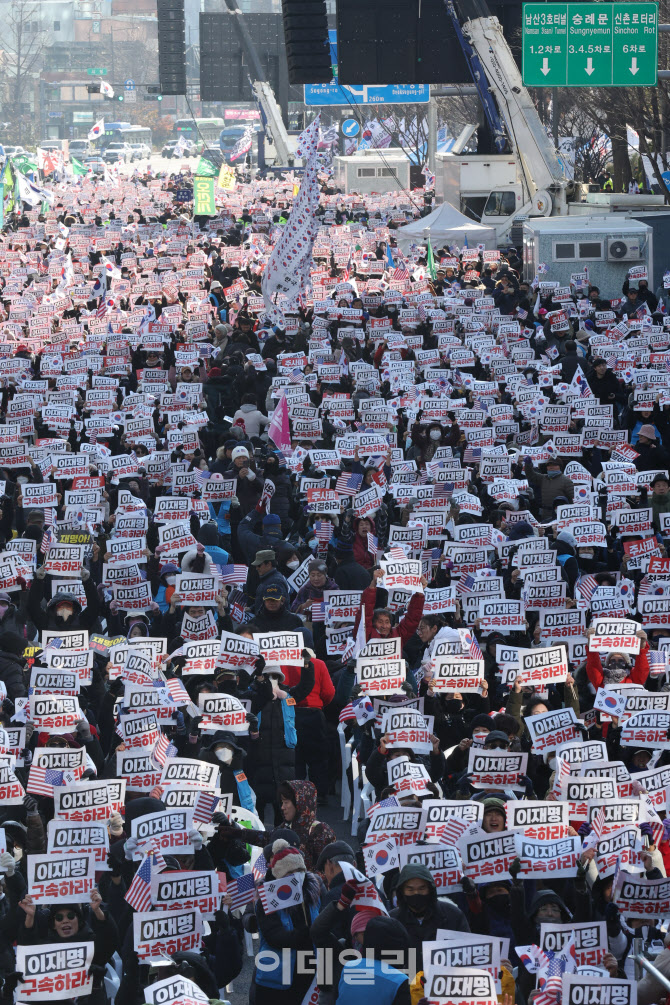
[630,57,639,75]
[585,57,595,75]
[541,58,550,76]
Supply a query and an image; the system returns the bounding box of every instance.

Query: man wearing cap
[250,549,289,614]
[246,580,314,646]
[238,509,284,566]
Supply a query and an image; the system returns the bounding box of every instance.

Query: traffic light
[87,83,100,93]
[146,86,163,101]
[117,94,124,101]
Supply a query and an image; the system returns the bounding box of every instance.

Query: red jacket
[353,583,424,645]
[585,643,650,690]
[282,657,335,709]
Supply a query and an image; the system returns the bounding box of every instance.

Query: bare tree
[1,0,50,145]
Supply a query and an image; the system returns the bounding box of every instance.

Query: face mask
[429,430,441,440]
[16,476,28,485]
[309,539,319,550]
[216,748,233,764]
[486,894,510,914]
[580,550,594,560]
[166,576,176,585]
[547,470,561,479]
[268,676,281,693]
[472,731,487,747]
[445,699,463,714]
[547,755,556,771]
[404,893,431,913]
[287,560,300,570]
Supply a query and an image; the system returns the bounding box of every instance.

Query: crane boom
[221,0,293,166]
[456,1,568,215]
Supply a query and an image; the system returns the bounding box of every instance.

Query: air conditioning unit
[607,237,642,261]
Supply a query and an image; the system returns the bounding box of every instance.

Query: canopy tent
[394,201,497,251]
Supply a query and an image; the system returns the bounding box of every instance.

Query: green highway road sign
[522,3,658,87]
[86,68,108,76]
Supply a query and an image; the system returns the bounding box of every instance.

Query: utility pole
[427,89,437,174]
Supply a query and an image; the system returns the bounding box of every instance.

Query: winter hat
[639,424,657,441]
[262,513,282,528]
[556,530,577,550]
[351,910,376,935]
[259,581,288,603]
[471,714,494,734]
[269,838,305,878]
[483,797,506,815]
[231,446,250,460]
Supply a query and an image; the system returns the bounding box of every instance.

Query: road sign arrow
[541,57,550,75]
[629,56,639,75]
[585,57,595,75]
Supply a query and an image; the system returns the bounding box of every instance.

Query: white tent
[394,201,497,251]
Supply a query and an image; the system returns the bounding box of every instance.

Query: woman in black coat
[16,889,118,1005]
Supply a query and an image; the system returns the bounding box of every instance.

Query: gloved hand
[457,773,472,796]
[35,565,47,580]
[81,566,90,582]
[337,880,360,910]
[107,854,123,878]
[211,813,231,827]
[1,973,23,995]
[24,722,35,744]
[172,710,185,732]
[400,681,417,696]
[108,679,124,698]
[108,812,124,838]
[254,656,266,676]
[509,857,521,880]
[76,718,92,742]
[188,828,204,851]
[519,775,534,796]
[189,715,202,737]
[0,851,15,877]
[88,964,106,981]
[578,823,592,837]
[123,837,139,861]
[23,794,39,818]
[350,684,364,699]
[246,712,259,732]
[461,876,476,896]
[639,822,654,842]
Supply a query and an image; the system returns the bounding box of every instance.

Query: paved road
[226,795,354,1005]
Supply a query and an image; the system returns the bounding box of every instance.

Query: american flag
[367,532,379,557]
[387,546,409,561]
[227,872,257,911]
[252,853,268,882]
[125,849,166,912]
[366,795,399,820]
[339,703,355,723]
[27,767,63,796]
[219,565,248,584]
[44,508,56,527]
[577,574,598,602]
[459,628,483,660]
[432,816,469,845]
[591,807,606,839]
[310,601,327,622]
[314,521,334,543]
[516,306,528,320]
[163,678,189,705]
[392,263,410,282]
[152,732,178,767]
[288,369,305,384]
[463,446,481,465]
[335,472,363,496]
[456,573,475,596]
[648,650,668,676]
[193,790,218,825]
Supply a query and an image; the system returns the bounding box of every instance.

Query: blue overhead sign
[304,31,430,106]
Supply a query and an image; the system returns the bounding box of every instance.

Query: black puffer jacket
[0,650,27,699]
[245,664,315,807]
[390,863,470,958]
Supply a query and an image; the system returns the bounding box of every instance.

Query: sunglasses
[54,911,77,922]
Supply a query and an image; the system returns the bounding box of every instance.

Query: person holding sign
[354,569,427,649]
[585,625,650,688]
[17,890,118,1005]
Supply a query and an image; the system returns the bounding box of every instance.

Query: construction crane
[221,0,294,167]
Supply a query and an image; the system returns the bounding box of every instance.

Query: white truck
[435,7,662,245]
